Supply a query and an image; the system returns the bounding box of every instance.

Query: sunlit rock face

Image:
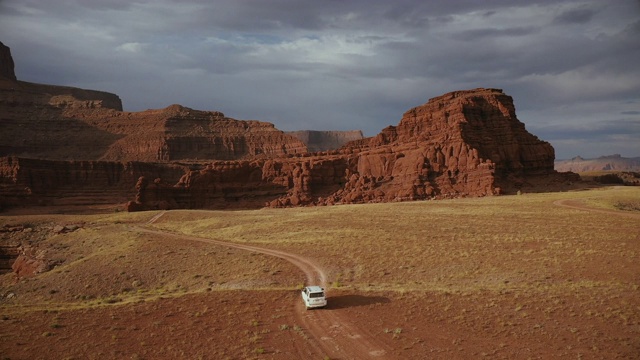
[130,88,566,210]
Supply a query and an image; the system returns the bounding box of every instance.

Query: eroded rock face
[11,245,51,278]
[291,88,558,204]
[0,41,16,81]
[0,82,308,162]
[349,88,557,196]
[126,155,353,210]
[0,44,308,163]
[127,88,572,210]
[0,40,572,211]
[0,156,189,209]
[153,105,308,161]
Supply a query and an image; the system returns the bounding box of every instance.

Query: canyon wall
[128,88,576,211]
[0,86,308,162]
[0,42,578,212]
[0,44,307,163]
[0,41,16,81]
[0,156,188,209]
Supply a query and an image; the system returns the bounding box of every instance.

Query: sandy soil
[1,189,639,359]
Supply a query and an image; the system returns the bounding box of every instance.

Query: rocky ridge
[0,41,16,81]
[0,82,308,162]
[0,41,578,211]
[127,88,577,211]
[0,41,307,163]
[555,154,640,173]
[0,156,190,209]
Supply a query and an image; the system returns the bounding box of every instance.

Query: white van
[301,286,327,309]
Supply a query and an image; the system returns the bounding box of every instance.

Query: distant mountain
[555,154,640,172]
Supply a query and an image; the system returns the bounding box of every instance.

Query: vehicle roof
[305,286,324,293]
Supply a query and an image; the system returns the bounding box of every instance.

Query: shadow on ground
[326,294,390,309]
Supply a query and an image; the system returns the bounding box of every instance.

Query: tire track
[553,198,640,219]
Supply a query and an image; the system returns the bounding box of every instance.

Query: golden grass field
[1,186,639,359]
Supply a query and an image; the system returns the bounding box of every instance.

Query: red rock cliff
[0,156,188,209]
[0,43,307,163]
[1,41,575,212]
[0,85,307,162]
[321,89,554,202]
[128,88,572,211]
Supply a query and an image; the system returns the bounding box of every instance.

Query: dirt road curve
[139,213,393,359]
[553,199,640,219]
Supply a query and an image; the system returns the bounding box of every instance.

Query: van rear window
[309,292,325,298]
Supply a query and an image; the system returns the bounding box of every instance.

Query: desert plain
[1,186,639,359]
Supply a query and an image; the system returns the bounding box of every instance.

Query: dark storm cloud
[552,7,597,24]
[449,26,540,41]
[1,0,639,158]
[531,117,640,159]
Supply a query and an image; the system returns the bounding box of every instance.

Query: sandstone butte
[0,41,578,212]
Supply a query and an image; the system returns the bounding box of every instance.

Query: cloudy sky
[1,0,639,159]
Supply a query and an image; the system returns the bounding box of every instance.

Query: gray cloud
[533,118,640,140]
[449,26,540,41]
[553,7,597,25]
[1,0,639,159]
[531,118,640,159]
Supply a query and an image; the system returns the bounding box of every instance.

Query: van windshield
[309,292,325,298]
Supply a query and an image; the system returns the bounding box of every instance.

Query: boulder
[11,246,51,278]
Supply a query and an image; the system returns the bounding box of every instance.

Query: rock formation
[555,154,640,172]
[0,43,307,163]
[0,41,16,81]
[0,81,308,162]
[11,245,52,278]
[287,130,364,152]
[344,89,558,196]
[0,41,578,212]
[0,156,193,209]
[127,88,577,211]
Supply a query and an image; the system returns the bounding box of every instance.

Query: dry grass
[0,213,302,313]
[1,185,639,358]
[149,186,639,294]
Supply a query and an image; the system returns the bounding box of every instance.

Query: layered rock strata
[0,156,188,209]
[0,85,308,162]
[127,89,575,211]
[348,89,557,195]
[0,43,307,163]
[0,42,576,211]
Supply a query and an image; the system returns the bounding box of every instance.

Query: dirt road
[133,197,637,358]
[553,198,640,219]
[139,213,393,359]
